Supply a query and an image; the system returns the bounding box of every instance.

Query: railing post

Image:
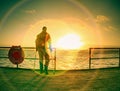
[17,64,19,68]
[53,48,56,74]
[119,48,120,67]
[89,48,91,69]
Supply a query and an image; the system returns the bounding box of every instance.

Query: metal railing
[0,47,56,72]
[1,47,120,70]
[89,48,120,69]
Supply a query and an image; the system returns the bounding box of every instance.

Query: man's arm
[35,36,38,51]
[46,33,52,52]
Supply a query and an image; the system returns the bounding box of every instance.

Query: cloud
[24,9,36,14]
[95,15,117,31]
[96,15,110,23]
[104,25,117,32]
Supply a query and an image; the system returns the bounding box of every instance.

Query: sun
[56,34,84,50]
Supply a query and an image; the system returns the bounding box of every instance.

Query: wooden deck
[0,67,120,91]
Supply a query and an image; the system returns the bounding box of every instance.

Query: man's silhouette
[35,26,52,74]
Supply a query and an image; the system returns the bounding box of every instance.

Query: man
[35,26,52,75]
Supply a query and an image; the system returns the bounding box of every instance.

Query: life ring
[8,46,24,65]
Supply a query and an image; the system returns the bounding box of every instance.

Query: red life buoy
[8,46,24,65]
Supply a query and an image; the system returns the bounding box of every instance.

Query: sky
[0,0,120,49]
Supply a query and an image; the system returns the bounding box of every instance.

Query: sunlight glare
[56,34,84,50]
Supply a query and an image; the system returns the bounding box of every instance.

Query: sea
[0,47,120,70]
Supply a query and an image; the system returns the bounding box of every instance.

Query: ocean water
[0,48,119,70]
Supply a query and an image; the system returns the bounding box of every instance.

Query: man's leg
[38,50,43,73]
[44,53,50,75]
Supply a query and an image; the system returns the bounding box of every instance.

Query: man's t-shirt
[36,32,51,51]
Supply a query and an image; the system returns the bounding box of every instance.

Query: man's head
[42,26,47,33]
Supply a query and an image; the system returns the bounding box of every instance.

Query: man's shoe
[44,65,48,75]
[40,62,43,74]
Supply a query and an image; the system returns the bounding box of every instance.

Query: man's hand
[49,45,52,52]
